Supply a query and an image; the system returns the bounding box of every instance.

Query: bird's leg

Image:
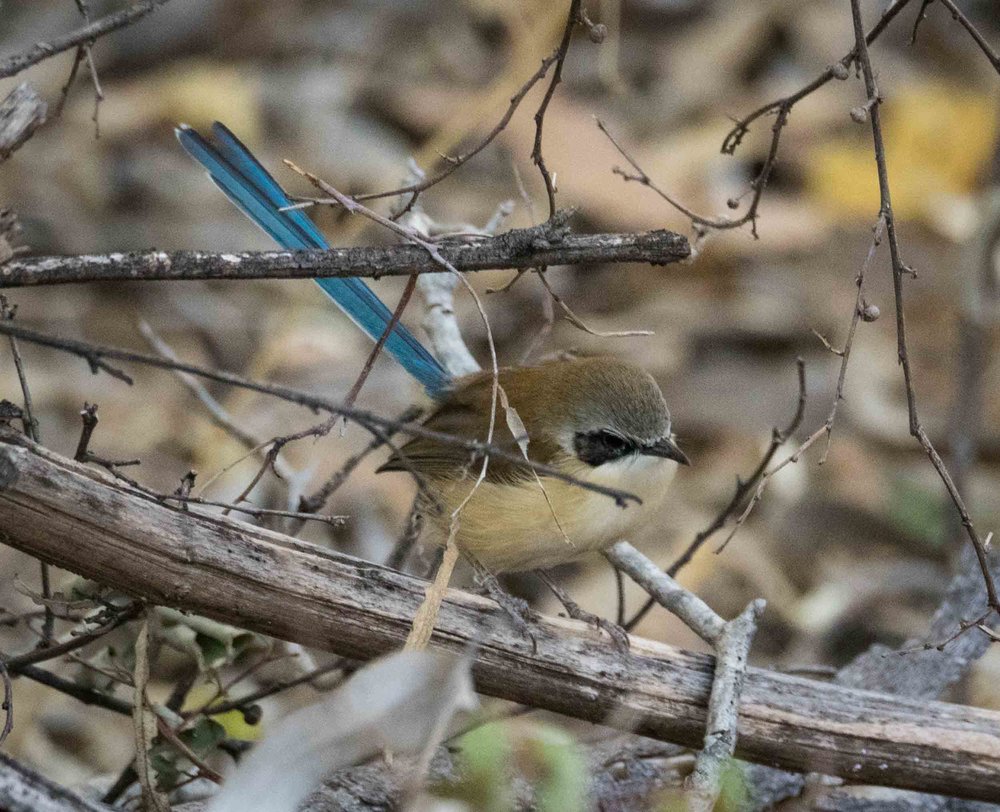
[467,556,538,652]
[534,570,630,651]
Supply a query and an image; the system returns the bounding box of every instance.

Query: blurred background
[1,0,999,803]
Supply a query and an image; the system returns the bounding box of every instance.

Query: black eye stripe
[573,430,637,467]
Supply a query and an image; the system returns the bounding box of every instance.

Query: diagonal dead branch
[934,0,1000,73]
[0,0,175,80]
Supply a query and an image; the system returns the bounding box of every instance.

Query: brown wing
[376,370,563,483]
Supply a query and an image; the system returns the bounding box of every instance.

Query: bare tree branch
[720,0,914,157]
[848,0,999,614]
[0,219,688,288]
[531,0,581,217]
[0,0,175,80]
[934,0,1000,73]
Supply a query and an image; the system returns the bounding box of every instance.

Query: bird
[176,122,688,636]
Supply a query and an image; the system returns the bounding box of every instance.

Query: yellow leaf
[806,82,998,230]
[182,683,263,742]
[79,60,261,141]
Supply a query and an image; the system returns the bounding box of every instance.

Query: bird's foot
[585,610,631,652]
[468,559,539,653]
[536,571,630,652]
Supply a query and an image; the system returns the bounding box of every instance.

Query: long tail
[175,122,450,396]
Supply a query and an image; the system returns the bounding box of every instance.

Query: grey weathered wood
[0,752,109,812]
[0,83,47,163]
[0,223,689,287]
[1,431,999,802]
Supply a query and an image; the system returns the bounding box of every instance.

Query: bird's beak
[643,436,691,466]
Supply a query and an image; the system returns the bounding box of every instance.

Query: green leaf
[446,721,514,812]
[889,478,947,549]
[181,717,227,757]
[524,725,586,812]
[716,759,749,812]
[444,719,586,812]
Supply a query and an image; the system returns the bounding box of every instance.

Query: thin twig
[719,0,914,156]
[612,0,910,233]
[12,662,133,715]
[0,294,53,646]
[3,602,141,672]
[154,716,223,784]
[849,0,999,613]
[184,658,348,719]
[292,7,579,216]
[342,274,418,412]
[0,660,11,747]
[295,406,422,517]
[600,117,766,232]
[138,320,295,482]
[0,297,38,443]
[716,210,889,552]
[73,402,99,461]
[600,96,791,237]
[624,359,805,631]
[52,47,86,118]
[71,407,346,528]
[81,44,103,138]
[934,0,1000,73]
[536,270,652,337]
[385,500,424,571]
[910,0,936,44]
[819,215,884,463]
[0,0,175,79]
[0,320,638,505]
[532,0,582,217]
[221,417,335,516]
[166,493,347,527]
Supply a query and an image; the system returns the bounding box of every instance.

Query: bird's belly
[425,456,676,572]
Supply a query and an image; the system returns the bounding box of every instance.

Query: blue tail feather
[175,123,450,396]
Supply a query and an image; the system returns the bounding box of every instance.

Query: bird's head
[536,357,690,470]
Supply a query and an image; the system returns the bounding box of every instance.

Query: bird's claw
[593,616,631,652]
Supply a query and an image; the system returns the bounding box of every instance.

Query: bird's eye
[599,431,627,451]
[573,429,635,466]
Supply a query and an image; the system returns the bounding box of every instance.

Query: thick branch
[0,222,688,288]
[0,0,174,80]
[687,599,764,810]
[1,433,999,801]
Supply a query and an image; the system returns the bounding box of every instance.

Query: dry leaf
[206,649,477,812]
